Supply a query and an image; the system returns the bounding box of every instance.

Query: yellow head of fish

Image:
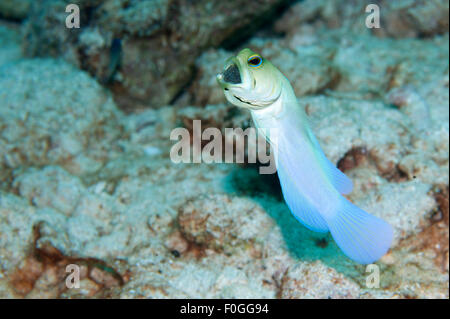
[216,48,284,110]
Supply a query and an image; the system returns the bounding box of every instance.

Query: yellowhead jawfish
[217,48,393,264]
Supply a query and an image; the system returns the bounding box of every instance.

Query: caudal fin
[327,198,393,264]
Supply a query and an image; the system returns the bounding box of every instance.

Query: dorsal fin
[307,129,353,195]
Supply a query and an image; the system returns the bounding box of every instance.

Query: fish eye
[247,55,263,68]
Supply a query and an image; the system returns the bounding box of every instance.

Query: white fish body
[217,48,393,264]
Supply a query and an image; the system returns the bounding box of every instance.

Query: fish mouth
[222,63,241,84]
[217,57,245,87]
[217,57,270,110]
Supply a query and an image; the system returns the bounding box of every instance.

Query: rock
[164,231,189,256]
[189,49,233,106]
[378,0,449,38]
[0,23,22,67]
[13,166,85,216]
[178,194,275,253]
[0,0,31,20]
[359,181,437,243]
[0,193,40,273]
[0,59,123,176]
[0,0,448,300]
[23,0,291,109]
[280,261,360,298]
[275,0,449,39]
[331,35,448,96]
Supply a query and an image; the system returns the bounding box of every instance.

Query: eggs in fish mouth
[217,61,259,106]
[217,50,285,110]
[222,63,241,84]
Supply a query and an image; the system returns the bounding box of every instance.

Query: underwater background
[0,0,448,298]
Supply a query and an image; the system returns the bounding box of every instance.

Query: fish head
[217,48,282,110]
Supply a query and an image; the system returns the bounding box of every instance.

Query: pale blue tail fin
[327,198,393,264]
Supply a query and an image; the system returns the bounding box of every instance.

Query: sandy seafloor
[0,0,448,298]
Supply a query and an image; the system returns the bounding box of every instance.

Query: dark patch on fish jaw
[223,64,241,84]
